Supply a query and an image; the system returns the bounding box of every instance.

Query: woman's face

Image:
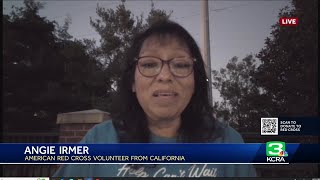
[132,35,195,123]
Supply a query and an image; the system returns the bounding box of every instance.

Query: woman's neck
[148,117,181,138]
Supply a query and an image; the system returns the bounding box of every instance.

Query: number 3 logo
[266,141,286,156]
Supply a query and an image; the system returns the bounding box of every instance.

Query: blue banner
[0,143,319,164]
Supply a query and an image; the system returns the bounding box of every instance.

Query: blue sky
[3,0,291,101]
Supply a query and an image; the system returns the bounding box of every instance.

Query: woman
[54,20,256,177]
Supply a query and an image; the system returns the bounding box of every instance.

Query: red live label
[279,17,298,26]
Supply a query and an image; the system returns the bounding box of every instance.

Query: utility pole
[201,0,213,106]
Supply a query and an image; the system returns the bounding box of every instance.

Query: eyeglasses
[135,56,196,78]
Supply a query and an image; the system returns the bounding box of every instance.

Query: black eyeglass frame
[134,56,197,78]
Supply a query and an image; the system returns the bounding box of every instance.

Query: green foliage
[90,0,171,92]
[147,1,172,25]
[212,55,269,131]
[255,0,318,116]
[3,0,172,132]
[55,15,73,40]
[212,0,317,131]
[3,0,109,132]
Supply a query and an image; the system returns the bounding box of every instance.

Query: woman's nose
[156,63,173,82]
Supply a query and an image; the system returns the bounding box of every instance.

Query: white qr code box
[261,118,278,135]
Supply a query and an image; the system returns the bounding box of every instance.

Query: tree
[255,0,318,116]
[146,1,172,25]
[89,0,171,94]
[3,0,172,132]
[54,14,73,41]
[3,0,62,131]
[212,55,269,131]
[212,0,318,131]
[3,0,109,132]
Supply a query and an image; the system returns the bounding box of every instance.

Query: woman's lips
[152,90,178,97]
[152,90,179,106]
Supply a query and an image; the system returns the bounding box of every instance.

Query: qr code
[261,118,278,135]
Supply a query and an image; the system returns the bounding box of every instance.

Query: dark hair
[111,20,223,143]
